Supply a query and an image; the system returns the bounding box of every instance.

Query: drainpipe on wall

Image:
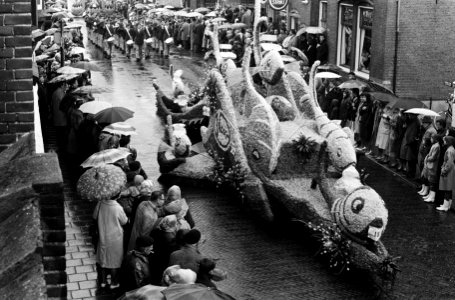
[392,0,400,93]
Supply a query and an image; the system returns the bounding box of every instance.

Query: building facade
[268,0,455,106]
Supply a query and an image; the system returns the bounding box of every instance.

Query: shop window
[356,7,372,74]
[319,1,327,29]
[337,4,353,69]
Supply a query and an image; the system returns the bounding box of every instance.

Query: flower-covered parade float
[154,9,398,286]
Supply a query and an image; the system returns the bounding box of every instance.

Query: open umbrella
[195,7,210,13]
[206,11,217,17]
[164,5,174,9]
[48,73,79,83]
[305,26,326,35]
[80,148,132,169]
[32,29,46,40]
[69,46,86,56]
[368,91,397,104]
[95,107,135,124]
[56,66,87,74]
[44,43,60,53]
[385,96,427,110]
[186,11,203,18]
[72,85,112,94]
[71,61,101,72]
[174,10,188,17]
[212,17,226,22]
[261,43,282,52]
[316,72,341,79]
[405,108,439,117]
[162,284,236,300]
[102,122,137,136]
[338,79,368,89]
[135,3,147,9]
[79,100,112,114]
[77,164,127,201]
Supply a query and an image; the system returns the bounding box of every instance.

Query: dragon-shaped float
[155,3,394,280]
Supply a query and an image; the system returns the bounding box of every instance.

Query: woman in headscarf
[163,185,194,228]
[128,190,165,252]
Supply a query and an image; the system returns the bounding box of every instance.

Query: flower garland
[306,221,352,274]
[207,148,246,199]
[292,134,318,162]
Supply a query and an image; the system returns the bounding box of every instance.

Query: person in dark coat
[121,236,154,292]
[399,114,420,177]
[193,19,205,53]
[305,35,317,67]
[357,93,373,150]
[322,81,342,113]
[168,229,202,274]
[316,34,328,65]
[134,23,146,61]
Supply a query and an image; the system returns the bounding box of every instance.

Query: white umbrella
[102,122,137,136]
[405,108,440,117]
[174,10,188,17]
[305,26,326,34]
[164,5,174,9]
[261,43,282,52]
[212,17,226,22]
[69,46,86,56]
[316,72,341,79]
[206,11,217,17]
[79,101,112,114]
[186,11,202,18]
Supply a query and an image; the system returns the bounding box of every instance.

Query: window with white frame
[337,4,353,68]
[356,7,372,74]
[319,1,328,29]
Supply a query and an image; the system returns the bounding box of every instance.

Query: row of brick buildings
[264,0,455,110]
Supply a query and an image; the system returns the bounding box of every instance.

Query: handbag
[90,202,101,253]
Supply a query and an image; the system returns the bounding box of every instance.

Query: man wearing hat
[168,229,203,275]
[121,235,155,291]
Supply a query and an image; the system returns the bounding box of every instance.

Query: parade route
[50,28,455,300]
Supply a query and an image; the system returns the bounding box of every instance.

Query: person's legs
[99,267,108,287]
[110,268,120,288]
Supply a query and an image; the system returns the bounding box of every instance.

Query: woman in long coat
[375,106,391,161]
[436,136,455,211]
[93,197,128,288]
[400,114,420,177]
[420,134,442,201]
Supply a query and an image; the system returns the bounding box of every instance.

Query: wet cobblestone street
[46,23,455,299]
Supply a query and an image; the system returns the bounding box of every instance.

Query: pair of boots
[437,199,452,211]
[418,185,435,202]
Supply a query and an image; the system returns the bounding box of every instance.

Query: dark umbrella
[162,284,236,300]
[95,107,134,124]
[389,97,427,110]
[368,91,397,104]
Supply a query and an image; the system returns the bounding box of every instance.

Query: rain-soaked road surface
[62,21,455,299]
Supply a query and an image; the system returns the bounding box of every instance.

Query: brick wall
[395,0,455,101]
[0,0,34,152]
[287,0,455,103]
